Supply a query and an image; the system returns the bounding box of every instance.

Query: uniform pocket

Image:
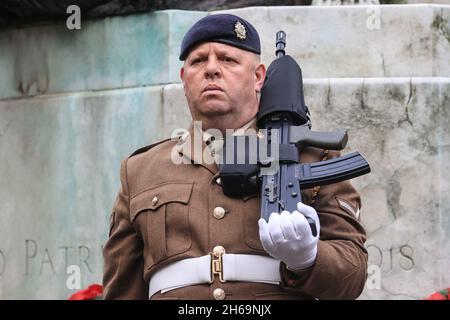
[130,182,193,268]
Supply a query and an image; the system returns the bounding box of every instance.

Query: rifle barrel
[276,30,286,58]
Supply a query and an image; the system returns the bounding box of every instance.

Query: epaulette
[128,138,172,158]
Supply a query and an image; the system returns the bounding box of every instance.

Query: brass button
[213,245,225,258]
[151,196,158,206]
[213,207,226,219]
[213,288,225,300]
[216,177,221,185]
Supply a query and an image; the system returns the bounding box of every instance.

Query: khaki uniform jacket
[102,124,368,300]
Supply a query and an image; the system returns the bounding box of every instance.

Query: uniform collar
[233,118,258,136]
[175,123,218,175]
[197,117,258,143]
[176,118,258,174]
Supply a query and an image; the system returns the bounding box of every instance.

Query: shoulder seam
[128,138,172,158]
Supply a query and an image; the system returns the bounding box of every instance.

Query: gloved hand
[258,202,320,271]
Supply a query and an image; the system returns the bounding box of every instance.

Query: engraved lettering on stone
[58,246,75,272]
[399,245,415,271]
[366,244,415,272]
[25,239,37,275]
[78,245,93,273]
[39,248,56,275]
[367,244,383,268]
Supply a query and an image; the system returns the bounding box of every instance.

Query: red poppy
[68,284,103,300]
[424,288,450,300]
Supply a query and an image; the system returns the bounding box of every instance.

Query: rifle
[219,31,370,235]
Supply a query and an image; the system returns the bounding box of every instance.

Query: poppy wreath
[68,284,103,300]
[424,288,450,300]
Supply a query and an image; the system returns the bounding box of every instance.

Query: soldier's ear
[180,67,187,95]
[254,63,266,93]
[180,67,185,82]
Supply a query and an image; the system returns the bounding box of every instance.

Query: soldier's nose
[205,60,221,79]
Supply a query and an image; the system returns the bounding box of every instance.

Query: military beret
[179,14,261,61]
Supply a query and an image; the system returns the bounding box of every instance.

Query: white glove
[258,202,320,270]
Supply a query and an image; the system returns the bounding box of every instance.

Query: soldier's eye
[191,58,202,65]
[221,56,236,63]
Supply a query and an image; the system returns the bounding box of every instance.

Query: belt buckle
[209,252,226,283]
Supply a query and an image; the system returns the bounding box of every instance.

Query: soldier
[103,13,368,300]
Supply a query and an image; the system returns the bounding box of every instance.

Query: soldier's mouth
[203,84,224,92]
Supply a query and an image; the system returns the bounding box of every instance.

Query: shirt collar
[177,117,259,173]
[194,117,257,141]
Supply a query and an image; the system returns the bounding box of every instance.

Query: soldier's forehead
[187,42,245,56]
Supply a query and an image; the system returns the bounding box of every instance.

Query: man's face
[180,42,265,129]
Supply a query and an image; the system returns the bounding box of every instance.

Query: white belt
[149,253,281,298]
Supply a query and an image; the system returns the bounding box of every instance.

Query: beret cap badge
[234,21,246,40]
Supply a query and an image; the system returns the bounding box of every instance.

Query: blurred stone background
[0,1,449,299]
